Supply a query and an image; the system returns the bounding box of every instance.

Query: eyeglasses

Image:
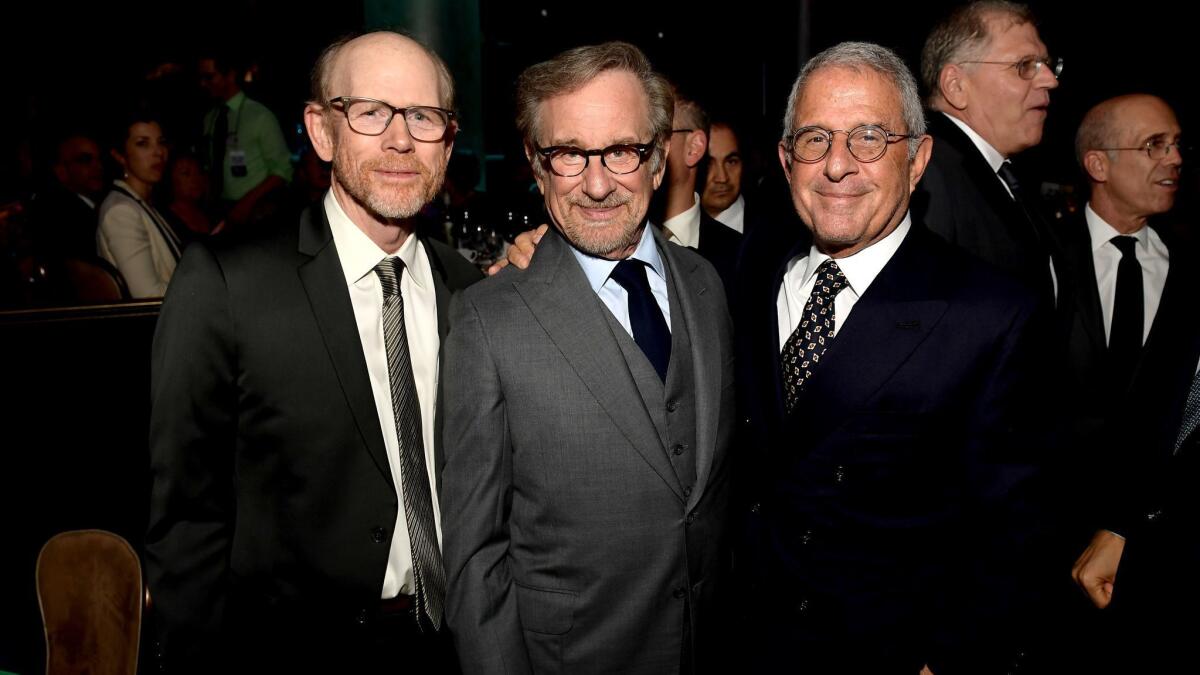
[327,96,457,141]
[782,125,912,163]
[959,56,1063,80]
[1095,138,1188,160]
[671,128,694,134]
[535,143,656,177]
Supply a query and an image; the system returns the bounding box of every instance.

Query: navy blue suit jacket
[735,220,1050,673]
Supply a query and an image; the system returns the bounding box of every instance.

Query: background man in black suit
[146,31,479,672]
[917,0,1061,304]
[737,40,1047,673]
[1067,96,1195,668]
[657,87,741,290]
[28,132,105,260]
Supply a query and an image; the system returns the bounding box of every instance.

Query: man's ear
[303,103,336,162]
[683,129,708,169]
[1082,150,1109,184]
[525,146,547,195]
[939,64,969,111]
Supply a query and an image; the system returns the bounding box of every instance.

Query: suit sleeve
[440,291,532,675]
[98,200,169,298]
[145,242,237,670]
[932,296,1055,673]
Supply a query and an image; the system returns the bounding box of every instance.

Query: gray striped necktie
[375,257,445,629]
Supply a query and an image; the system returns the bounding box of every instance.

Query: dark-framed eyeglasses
[671,128,694,134]
[1095,138,1187,160]
[959,56,1063,80]
[327,96,457,141]
[535,142,656,177]
[782,125,912,164]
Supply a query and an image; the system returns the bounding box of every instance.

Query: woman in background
[97,111,181,298]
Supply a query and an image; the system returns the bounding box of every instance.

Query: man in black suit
[29,132,105,259]
[146,31,479,673]
[655,87,741,290]
[738,41,1046,673]
[1068,95,1195,668]
[917,1,1061,305]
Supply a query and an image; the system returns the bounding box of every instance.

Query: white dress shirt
[324,190,442,599]
[777,214,911,350]
[713,194,746,234]
[1085,204,1170,346]
[663,192,702,249]
[569,224,671,336]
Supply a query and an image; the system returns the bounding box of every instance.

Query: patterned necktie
[1108,235,1143,390]
[609,258,672,381]
[1175,369,1200,454]
[781,259,847,412]
[375,258,445,629]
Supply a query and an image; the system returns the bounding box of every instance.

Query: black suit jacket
[736,220,1048,673]
[696,209,741,294]
[1055,214,1197,533]
[913,112,1057,305]
[29,184,100,260]
[146,203,481,670]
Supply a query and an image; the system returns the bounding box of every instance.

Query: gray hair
[515,41,673,178]
[781,41,926,159]
[921,1,1034,104]
[309,30,456,110]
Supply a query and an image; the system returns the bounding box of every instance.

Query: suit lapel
[296,207,393,482]
[1063,219,1108,362]
[659,230,721,509]
[514,228,683,500]
[798,229,949,437]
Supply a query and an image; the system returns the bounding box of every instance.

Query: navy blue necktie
[610,259,671,381]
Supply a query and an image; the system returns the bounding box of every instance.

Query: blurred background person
[701,120,747,233]
[97,110,182,298]
[162,151,216,242]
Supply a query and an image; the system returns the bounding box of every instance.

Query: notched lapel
[296,209,393,483]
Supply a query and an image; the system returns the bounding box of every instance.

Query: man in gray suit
[440,41,735,674]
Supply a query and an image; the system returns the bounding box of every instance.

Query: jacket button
[672,586,687,599]
[743,416,752,427]
[356,609,369,625]
[796,597,810,614]
[667,400,679,413]
[800,529,813,545]
[672,443,688,456]
[686,512,696,525]
[749,502,762,514]
[371,526,387,543]
[1145,509,1163,522]
[683,485,693,499]
[833,465,847,484]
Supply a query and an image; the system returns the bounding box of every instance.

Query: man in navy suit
[738,41,1047,673]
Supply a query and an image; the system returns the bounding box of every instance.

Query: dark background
[1,1,1195,672]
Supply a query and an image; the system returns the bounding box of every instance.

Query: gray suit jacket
[440,225,735,674]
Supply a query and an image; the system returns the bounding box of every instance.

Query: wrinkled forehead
[794,66,904,130]
[1119,98,1182,143]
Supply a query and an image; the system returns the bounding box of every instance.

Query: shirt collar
[800,212,912,296]
[1085,202,1148,252]
[661,192,702,248]
[942,112,1007,173]
[714,193,744,225]
[225,90,246,111]
[324,189,426,289]
[569,222,665,293]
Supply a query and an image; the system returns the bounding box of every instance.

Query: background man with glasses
[918,0,1062,306]
[147,31,479,673]
[1064,94,1200,670]
[736,40,1048,673]
[440,41,735,674]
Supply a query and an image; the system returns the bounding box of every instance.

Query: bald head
[1076,94,1182,232]
[310,31,455,110]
